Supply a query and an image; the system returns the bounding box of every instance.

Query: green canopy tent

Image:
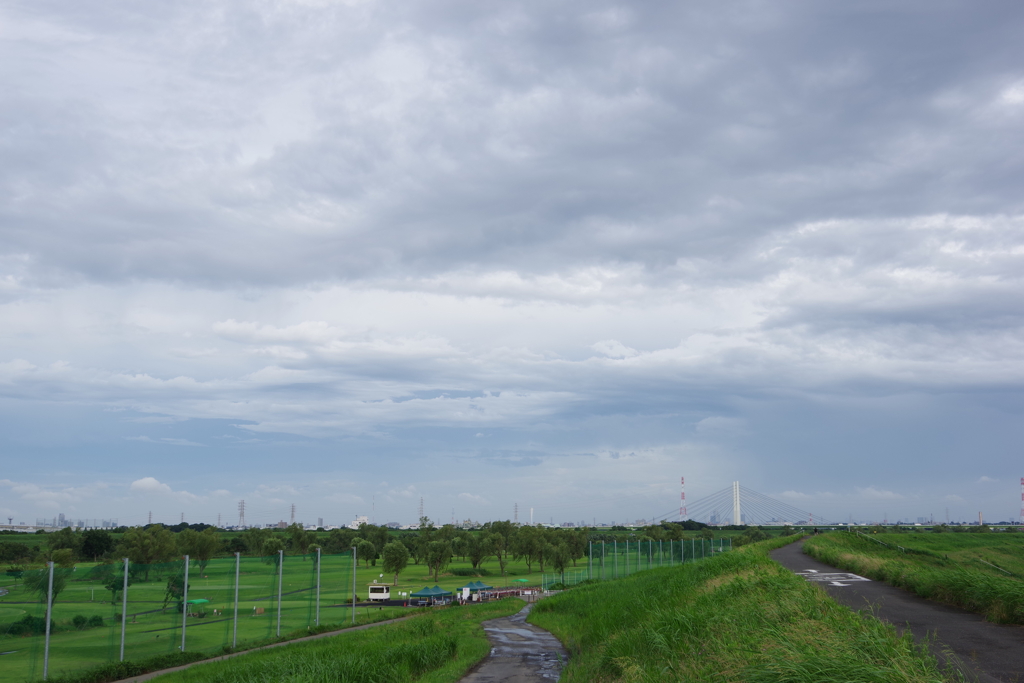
[410,586,453,604]
[185,598,209,616]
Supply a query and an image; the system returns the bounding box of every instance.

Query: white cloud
[458,493,488,504]
[130,477,173,494]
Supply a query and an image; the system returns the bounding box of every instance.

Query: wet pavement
[460,602,567,683]
[772,540,1024,683]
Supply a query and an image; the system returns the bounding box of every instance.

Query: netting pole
[233,552,240,649]
[181,555,190,652]
[601,541,605,580]
[119,557,129,661]
[315,547,321,627]
[351,546,357,624]
[276,550,283,637]
[669,540,673,566]
[43,561,54,680]
[588,541,592,580]
[613,540,617,579]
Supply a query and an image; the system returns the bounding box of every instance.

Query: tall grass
[804,533,1024,624]
[529,536,959,683]
[147,599,523,683]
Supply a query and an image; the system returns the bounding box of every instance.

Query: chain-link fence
[1,550,353,682]
[586,538,732,582]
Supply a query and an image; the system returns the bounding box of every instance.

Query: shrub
[7,614,54,636]
[73,614,88,629]
[450,567,491,576]
[88,615,104,627]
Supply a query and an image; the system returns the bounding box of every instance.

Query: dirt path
[771,540,1024,683]
[459,602,567,683]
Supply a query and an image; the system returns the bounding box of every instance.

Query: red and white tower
[680,477,686,520]
[1019,477,1023,525]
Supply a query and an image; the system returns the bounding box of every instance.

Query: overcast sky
[2,1,1023,528]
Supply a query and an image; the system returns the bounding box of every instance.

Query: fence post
[588,541,592,580]
[669,539,673,566]
[233,552,240,649]
[351,546,357,624]
[276,550,284,637]
[181,555,190,652]
[601,541,605,580]
[119,557,129,661]
[315,547,321,627]
[614,540,617,579]
[43,561,54,680]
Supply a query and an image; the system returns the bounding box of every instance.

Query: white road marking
[794,570,870,586]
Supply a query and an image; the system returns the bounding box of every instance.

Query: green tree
[416,517,436,565]
[81,529,115,561]
[381,541,410,585]
[698,528,714,541]
[356,539,377,567]
[286,523,312,554]
[487,533,509,579]
[425,540,452,582]
[47,528,83,561]
[324,528,356,554]
[163,571,189,611]
[466,534,494,569]
[512,526,543,574]
[566,528,588,567]
[178,527,222,574]
[262,537,286,564]
[118,526,177,580]
[243,527,272,557]
[24,566,70,604]
[5,565,25,583]
[550,542,571,582]
[104,564,134,605]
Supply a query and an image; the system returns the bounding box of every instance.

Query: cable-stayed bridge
[652,482,834,526]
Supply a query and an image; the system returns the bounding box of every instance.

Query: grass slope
[528,536,959,683]
[804,532,1024,624]
[145,599,522,683]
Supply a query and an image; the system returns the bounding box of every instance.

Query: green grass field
[529,535,961,683]
[804,531,1024,624]
[148,598,523,683]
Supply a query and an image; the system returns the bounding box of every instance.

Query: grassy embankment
[804,531,1024,624]
[529,535,960,683]
[138,598,523,683]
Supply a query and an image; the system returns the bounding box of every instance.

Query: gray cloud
[1,1,1023,524]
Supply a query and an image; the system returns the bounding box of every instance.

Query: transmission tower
[290,504,296,524]
[148,511,152,525]
[514,503,518,523]
[418,497,424,520]
[680,477,686,520]
[237,500,246,528]
[1020,477,1023,524]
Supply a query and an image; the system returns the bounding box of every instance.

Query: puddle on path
[460,602,567,682]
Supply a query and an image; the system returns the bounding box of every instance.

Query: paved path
[459,603,566,683]
[771,540,1024,683]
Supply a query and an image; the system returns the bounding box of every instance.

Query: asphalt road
[771,540,1024,683]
